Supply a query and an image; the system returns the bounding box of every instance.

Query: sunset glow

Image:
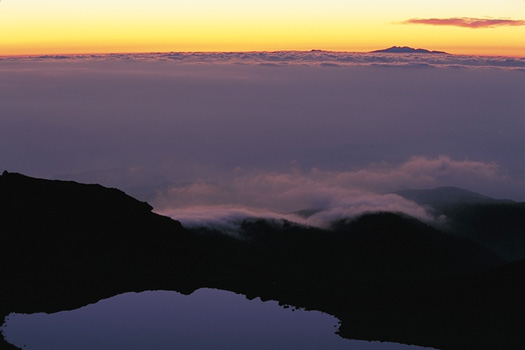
[1,0,523,56]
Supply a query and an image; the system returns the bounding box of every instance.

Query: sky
[1,52,523,229]
[0,0,524,56]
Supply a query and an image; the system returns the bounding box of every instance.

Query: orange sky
[0,0,523,56]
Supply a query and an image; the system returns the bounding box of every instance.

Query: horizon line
[1,48,523,59]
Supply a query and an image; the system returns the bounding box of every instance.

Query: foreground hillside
[1,172,524,350]
[396,187,525,261]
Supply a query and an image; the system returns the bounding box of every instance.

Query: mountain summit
[394,186,513,208]
[372,46,448,54]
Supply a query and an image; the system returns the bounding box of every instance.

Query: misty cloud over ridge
[1,51,523,70]
[153,155,512,230]
[157,206,314,234]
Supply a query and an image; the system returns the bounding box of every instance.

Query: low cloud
[154,156,510,231]
[403,17,525,29]
[158,206,312,234]
[322,155,506,192]
[2,50,524,70]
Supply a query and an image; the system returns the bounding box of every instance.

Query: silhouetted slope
[1,172,523,350]
[334,258,525,350]
[228,213,503,286]
[0,171,194,316]
[395,186,513,209]
[395,187,525,261]
[441,203,525,261]
[330,212,503,280]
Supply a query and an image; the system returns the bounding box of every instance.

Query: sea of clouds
[1,51,523,70]
[1,51,523,230]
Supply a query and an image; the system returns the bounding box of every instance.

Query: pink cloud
[403,17,525,29]
[327,155,505,191]
[153,156,510,229]
[157,205,313,233]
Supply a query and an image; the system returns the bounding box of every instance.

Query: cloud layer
[403,17,525,29]
[1,53,523,234]
[1,50,524,70]
[154,155,512,230]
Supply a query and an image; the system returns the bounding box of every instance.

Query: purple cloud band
[403,17,525,29]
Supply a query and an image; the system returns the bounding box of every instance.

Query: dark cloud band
[403,17,525,29]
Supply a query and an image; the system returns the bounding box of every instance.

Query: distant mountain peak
[372,46,448,54]
[394,186,514,209]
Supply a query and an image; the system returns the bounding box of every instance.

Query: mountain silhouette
[395,187,525,261]
[372,46,448,54]
[1,171,523,350]
[395,186,513,208]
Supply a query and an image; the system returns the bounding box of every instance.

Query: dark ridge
[394,187,525,261]
[395,186,514,208]
[0,171,194,311]
[372,46,449,54]
[439,202,525,261]
[232,213,504,285]
[1,171,523,350]
[329,212,504,280]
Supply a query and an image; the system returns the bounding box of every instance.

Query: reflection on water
[2,288,434,350]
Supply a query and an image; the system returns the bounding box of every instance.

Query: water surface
[2,288,435,350]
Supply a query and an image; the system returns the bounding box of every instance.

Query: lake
[1,288,436,350]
